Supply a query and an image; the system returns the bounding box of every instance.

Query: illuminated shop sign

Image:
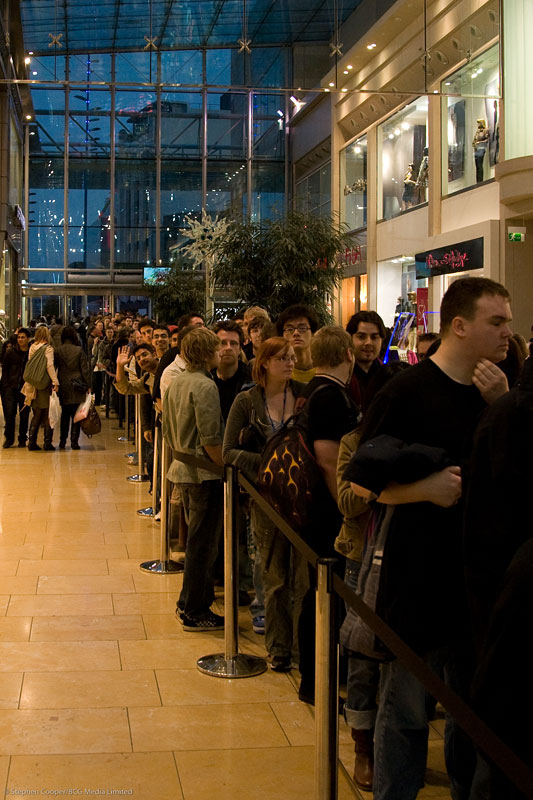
[415,237,483,279]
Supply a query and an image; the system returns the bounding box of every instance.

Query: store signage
[415,237,483,279]
[341,245,364,267]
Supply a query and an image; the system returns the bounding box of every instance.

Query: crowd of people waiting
[1,280,531,800]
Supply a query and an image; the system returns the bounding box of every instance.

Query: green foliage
[209,211,353,322]
[145,263,205,323]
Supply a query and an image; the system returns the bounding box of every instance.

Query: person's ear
[451,315,468,339]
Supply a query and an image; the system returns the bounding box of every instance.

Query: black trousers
[60,403,81,445]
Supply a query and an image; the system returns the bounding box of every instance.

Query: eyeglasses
[283,324,311,335]
[274,355,297,363]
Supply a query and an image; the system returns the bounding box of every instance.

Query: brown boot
[351,728,374,791]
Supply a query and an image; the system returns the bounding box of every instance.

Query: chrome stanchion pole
[117,386,128,442]
[137,425,157,517]
[125,395,136,457]
[127,394,149,482]
[315,558,339,800]
[140,434,183,574]
[197,464,267,678]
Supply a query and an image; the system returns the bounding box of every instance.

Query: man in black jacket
[1,328,31,448]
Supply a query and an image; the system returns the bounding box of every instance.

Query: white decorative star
[144,35,158,50]
[329,41,343,57]
[48,33,63,48]
[238,38,252,54]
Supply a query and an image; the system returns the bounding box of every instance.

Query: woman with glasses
[223,337,309,672]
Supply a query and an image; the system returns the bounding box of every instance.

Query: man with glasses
[276,304,319,383]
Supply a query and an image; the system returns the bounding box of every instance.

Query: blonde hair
[181,327,220,371]
[244,305,270,322]
[310,325,355,368]
[34,326,51,345]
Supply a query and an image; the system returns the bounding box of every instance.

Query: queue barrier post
[197,464,267,678]
[117,386,128,442]
[140,434,183,574]
[127,394,149,482]
[315,559,339,800]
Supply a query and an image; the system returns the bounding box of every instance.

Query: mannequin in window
[401,163,417,210]
[416,147,429,202]
[473,118,489,183]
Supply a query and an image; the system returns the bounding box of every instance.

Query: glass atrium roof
[20,0,364,54]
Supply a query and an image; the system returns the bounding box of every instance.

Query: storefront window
[378,99,428,221]
[442,45,500,195]
[377,257,418,329]
[294,163,331,217]
[340,135,367,231]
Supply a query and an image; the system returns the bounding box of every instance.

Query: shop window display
[378,99,428,221]
[442,45,499,195]
[340,136,367,231]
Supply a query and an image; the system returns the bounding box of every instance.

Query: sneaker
[252,615,265,634]
[181,611,224,632]
[2,440,14,449]
[271,655,291,672]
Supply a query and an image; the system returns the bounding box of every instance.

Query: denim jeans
[344,558,380,731]
[373,646,476,800]
[1,388,30,444]
[178,480,223,618]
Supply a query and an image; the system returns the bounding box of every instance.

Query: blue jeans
[344,558,381,730]
[373,646,476,800]
[178,480,223,618]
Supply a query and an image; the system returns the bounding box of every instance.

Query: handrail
[167,449,533,799]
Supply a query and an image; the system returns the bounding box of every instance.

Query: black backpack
[257,384,350,532]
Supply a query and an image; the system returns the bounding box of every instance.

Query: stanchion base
[137,506,154,517]
[196,653,267,678]
[127,474,149,483]
[139,559,184,574]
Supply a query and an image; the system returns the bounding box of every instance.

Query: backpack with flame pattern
[257,385,333,532]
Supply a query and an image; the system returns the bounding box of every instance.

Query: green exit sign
[508,232,525,242]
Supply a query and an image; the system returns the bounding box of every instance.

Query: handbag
[23,345,50,390]
[80,401,102,437]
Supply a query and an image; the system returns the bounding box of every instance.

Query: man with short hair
[346,310,386,411]
[276,304,319,383]
[177,312,205,331]
[1,328,31,448]
[152,324,170,359]
[212,321,252,421]
[162,327,225,631]
[350,277,512,800]
[138,319,154,344]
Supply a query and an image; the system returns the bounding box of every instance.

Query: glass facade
[378,98,429,221]
[442,45,500,195]
[25,50,288,292]
[340,135,367,231]
[294,163,331,217]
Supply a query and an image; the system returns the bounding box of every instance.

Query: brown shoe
[351,728,374,791]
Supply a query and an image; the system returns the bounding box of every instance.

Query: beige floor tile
[7,594,114,617]
[120,638,225,670]
[0,577,38,595]
[112,592,178,615]
[130,703,289,751]
[36,511,109,522]
[0,708,131,755]
[104,530,162,544]
[29,530,107,544]
[37,575,134,594]
[7,752,183,799]
[0,532,27,545]
[269,700,353,747]
[20,669,161,709]
[156,667,298,706]
[17,559,109,576]
[0,641,120,672]
[0,561,18,576]
[142,614,190,640]
[30,615,145,642]
[0,597,9,616]
[43,544,128,560]
[47,501,119,513]
[175,746,356,800]
[0,617,32,642]
[0,673,23,709]
[0,545,44,560]
[132,573,183,593]
[107,558,155,575]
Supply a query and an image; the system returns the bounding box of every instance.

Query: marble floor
[0,412,451,799]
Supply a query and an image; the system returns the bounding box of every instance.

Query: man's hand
[143,430,153,443]
[473,358,508,404]
[418,466,462,507]
[116,346,130,368]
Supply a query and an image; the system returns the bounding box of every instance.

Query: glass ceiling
[20,0,364,54]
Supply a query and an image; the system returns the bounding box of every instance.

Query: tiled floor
[0,413,451,799]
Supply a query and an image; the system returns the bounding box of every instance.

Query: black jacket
[54,343,91,406]
[0,345,29,391]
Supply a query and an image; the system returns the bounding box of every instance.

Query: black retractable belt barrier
[166,454,533,800]
[127,394,149,483]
